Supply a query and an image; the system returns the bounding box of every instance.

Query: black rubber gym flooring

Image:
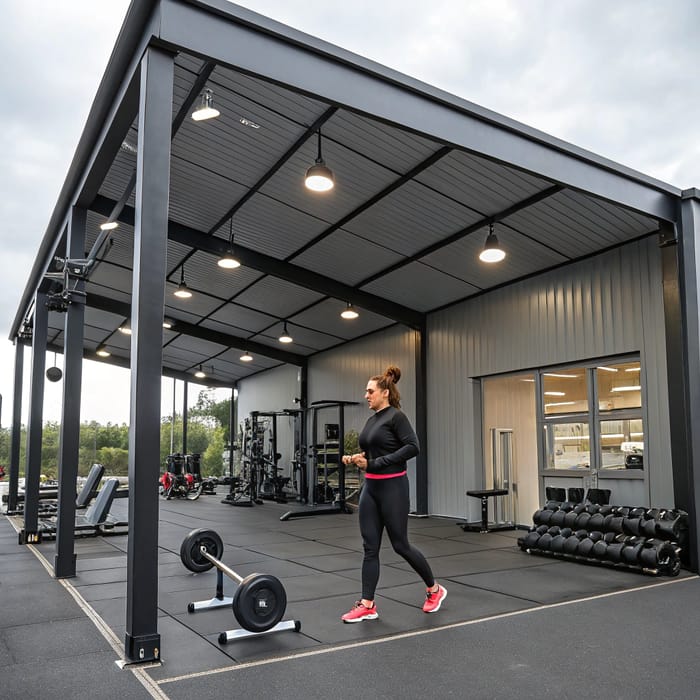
[2,493,699,699]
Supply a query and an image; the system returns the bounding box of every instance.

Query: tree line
[0,392,232,480]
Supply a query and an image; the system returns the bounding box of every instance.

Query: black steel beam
[87,292,305,366]
[21,292,48,542]
[124,46,174,665]
[7,342,24,513]
[182,380,188,454]
[54,207,87,578]
[90,196,424,329]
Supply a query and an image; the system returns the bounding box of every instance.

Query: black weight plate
[592,540,608,559]
[549,511,566,527]
[180,528,223,573]
[575,512,591,529]
[233,573,287,633]
[563,536,580,555]
[577,538,595,557]
[550,535,566,553]
[588,513,605,530]
[537,533,553,551]
[606,543,625,563]
[563,511,579,529]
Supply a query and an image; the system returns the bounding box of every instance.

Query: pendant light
[304,128,334,192]
[218,218,241,269]
[479,222,506,263]
[191,88,220,121]
[194,365,206,379]
[240,350,253,362]
[340,302,359,320]
[174,264,193,299]
[96,344,111,358]
[278,321,293,344]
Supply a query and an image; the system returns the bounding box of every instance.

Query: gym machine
[222,410,303,506]
[280,400,358,521]
[180,528,301,642]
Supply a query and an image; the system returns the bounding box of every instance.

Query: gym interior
[3,0,700,696]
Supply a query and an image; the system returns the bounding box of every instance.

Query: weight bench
[460,488,514,533]
[38,478,127,539]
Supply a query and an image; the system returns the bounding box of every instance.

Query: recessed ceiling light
[239,117,260,129]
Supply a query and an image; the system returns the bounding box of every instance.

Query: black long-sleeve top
[358,405,419,476]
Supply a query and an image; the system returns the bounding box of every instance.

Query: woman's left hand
[351,452,368,470]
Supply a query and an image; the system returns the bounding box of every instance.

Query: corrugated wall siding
[427,236,672,518]
[308,325,418,502]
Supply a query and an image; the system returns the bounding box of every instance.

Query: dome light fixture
[217,218,241,269]
[96,344,111,358]
[194,365,206,379]
[240,350,253,362]
[278,321,293,344]
[304,128,334,192]
[162,318,174,330]
[340,302,359,320]
[174,264,193,299]
[191,88,220,122]
[479,222,506,263]
[100,220,118,231]
[118,322,131,335]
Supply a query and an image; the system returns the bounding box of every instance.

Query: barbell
[180,528,288,634]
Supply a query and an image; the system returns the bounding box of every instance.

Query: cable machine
[280,400,358,521]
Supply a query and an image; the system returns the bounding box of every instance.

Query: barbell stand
[186,545,301,643]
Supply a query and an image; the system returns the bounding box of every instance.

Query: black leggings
[358,474,435,600]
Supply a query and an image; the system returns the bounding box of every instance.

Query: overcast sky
[0,0,698,426]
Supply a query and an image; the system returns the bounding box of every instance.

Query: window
[540,358,643,474]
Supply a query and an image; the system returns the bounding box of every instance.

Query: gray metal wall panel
[307,325,418,505]
[427,237,671,517]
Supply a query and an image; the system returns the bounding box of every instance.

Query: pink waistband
[364,470,407,480]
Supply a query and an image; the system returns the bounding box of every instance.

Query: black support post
[21,292,48,543]
[182,380,188,455]
[7,341,24,513]
[54,207,87,577]
[124,46,174,665]
[414,325,428,515]
[661,192,700,572]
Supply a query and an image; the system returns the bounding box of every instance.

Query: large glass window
[540,357,643,474]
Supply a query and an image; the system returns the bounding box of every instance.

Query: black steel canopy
[10,0,681,387]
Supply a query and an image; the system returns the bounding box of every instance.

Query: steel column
[7,342,24,513]
[54,207,87,577]
[182,380,188,455]
[414,325,428,515]
[21,293,48,543]
[663,193,700,572]
[124,46,174,664]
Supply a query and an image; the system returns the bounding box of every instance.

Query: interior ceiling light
[340,302,359,320]
[278,321,293,344]
[194,365,206,379]
[96,344,111,358]
[240,350,253,362]
[174,264,193,299]
[191,88,220,121]
[218,218,241,269]
[544,391,566,396]
[239,117,260,129]
[597,366,618,372]
[100,221,119,231]
[625,367,641,372]
[305,128,334,192]
[611,385,641,392]
[543,373,579,379]
[479,222,506,263]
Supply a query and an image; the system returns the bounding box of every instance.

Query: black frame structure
[7,0,700,663]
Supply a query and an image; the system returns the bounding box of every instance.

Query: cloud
[0,0,698,426]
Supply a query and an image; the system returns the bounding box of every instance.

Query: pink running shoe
[341,601,379,623]
[423,584,447,613]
